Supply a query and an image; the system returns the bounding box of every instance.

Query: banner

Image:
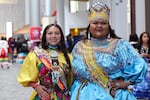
[30,27,41,41]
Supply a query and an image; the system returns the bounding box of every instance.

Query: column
[41,0,52,32]
[56,0,65,32]
[135,0,145,36]
[30,0,40,26]
[29,0,41,41]
[6,22,13,40]
[145,0,150,33]
[25,0,30,25]
[130,0,136,35]
[44,0,51,16]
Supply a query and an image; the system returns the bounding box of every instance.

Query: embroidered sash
[34,49,66,91]
[81,41,109,88]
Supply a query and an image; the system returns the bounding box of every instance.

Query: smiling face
[142,33,149,44]
[46,26,61,46]
[89,19,109,39]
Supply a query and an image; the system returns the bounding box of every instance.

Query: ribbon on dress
[81,40,109,88]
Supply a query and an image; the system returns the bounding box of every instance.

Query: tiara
[88,2,110,21]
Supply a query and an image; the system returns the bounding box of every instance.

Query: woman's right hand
[35,85,50,100]
[141,53,148,58]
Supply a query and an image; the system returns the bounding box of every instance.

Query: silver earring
[88,32,91,40]
[107,33,111,39]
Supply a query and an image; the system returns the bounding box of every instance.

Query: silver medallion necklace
[50,50,60,84]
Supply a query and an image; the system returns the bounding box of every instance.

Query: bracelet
[124,80,131,86]
[32,83,38,89]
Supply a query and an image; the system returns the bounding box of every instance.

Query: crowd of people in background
[0,36,29,64]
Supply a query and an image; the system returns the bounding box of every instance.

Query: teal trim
[37,63,44,71]
[33,94,41,100]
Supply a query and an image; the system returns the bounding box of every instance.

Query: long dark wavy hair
[41,24,71,70]
[139,32,150,48]
[85,24,120,39]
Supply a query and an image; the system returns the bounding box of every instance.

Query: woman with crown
[70,2,147,100]
[18,24,73,100]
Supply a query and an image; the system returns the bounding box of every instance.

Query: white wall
[64,0,89,36]
[111,0,128,40]
[135,0,146,37]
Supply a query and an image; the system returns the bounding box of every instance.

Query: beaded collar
[48,45,58,51]
[90,37,110,46]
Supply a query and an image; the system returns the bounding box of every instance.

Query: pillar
[30,0,40,26]
[44,0,52,16]
[145,0,150,33]
[130,0,136,35]
[29,0,41,41]
[56,0,65,32]
[25,0,30,25]
[135,0,145,36]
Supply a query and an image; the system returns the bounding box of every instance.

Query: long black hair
[108,25,120,39]
[41,24,71,70]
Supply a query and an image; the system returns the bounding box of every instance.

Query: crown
[88,2,110,21]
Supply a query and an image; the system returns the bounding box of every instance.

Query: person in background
[18,24,73,100]
[70,1,147,100]
[16,37,29,54]
[136,32,150,63]
[66,33,84,53]
[129,33,139,48]
[10,38,17,63]
[66,33,74,53]
[0,37,11,68]
[7,37,12,56]
[16,36,28,64]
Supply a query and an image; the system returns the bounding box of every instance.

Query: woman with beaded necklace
[136,32,150,63]
[70,1,147,100]
[18,24,73,100]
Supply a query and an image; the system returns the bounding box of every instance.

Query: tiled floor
[0,63,33,100]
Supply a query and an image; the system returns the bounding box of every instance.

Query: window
[69,0,89,13]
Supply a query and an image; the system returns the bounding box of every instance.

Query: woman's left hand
[109,79,130,97]
[110,79,130,89]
